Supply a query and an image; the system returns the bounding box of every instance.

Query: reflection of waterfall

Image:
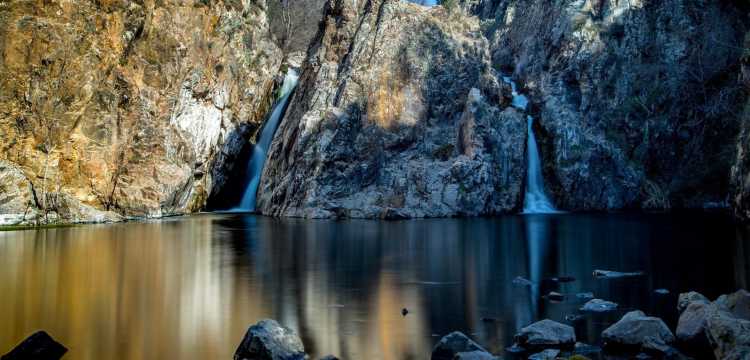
[237,69,299,211]
[523,116,558,214]
[525,215,550,319]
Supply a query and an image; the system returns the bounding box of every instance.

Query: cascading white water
[236,69,299,211]
[500,75,558,214]
[523,116,558,213]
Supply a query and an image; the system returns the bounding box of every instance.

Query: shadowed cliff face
[257,0,527,219]
[730,33,750,221]
[0,0,282,224]
[464,0,749,211]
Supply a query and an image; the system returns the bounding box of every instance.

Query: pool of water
[0,212,748,359]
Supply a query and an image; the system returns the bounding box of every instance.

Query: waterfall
[523,116,558,213]
[236,69,299,211]
[500,74,558,214]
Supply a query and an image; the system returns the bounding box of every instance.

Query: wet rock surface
[1,331,67,360]
[234,319,306,360]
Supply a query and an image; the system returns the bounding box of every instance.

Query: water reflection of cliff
[0,213,745,359]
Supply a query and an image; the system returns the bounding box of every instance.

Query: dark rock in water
[576,292,595,300]
[677,291,709,314]
[505,343,525,354]
[654,288,670,295]
[431,332,489,360]
[528,349,559,360]
[402,308,409,317]
[234,319,305,360]
[602,311,675,350]
[714,289,750,320]
[676,302,712,356]
[593,269,645,279]
[1,331,67,360]
[514,319,576,350]
[704,300,750,360]
[580,299,618,313]
[513,276,533,287]
[453,350,500,359]
[545,291,565,302]
[573,342,601,355]
[565,314,585,323]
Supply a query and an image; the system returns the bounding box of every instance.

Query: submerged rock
[234,319,305,360]
[580,299,618,313]
[431,332,490,360]
[528,349,559,360]
[1,331,67,360]
[514,319,576,350]
[602,311,675,350]
[513,276,533,287]
[453,350,499,360]
[545,291,564,302]
[593,270,645,279]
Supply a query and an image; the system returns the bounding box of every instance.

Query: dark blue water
[0,212,747,359]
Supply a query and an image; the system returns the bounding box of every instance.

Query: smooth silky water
[1,212,748,359]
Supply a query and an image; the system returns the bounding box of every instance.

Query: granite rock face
[257,0,526,218]
[464,0,749,211]
[234,319,306,360]
[0,0,282,225]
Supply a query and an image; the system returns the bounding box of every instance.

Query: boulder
[514,319,576,350]
[1,331,67,360]
[705,303,750,360]
[676,301,711,355]
[431,332,490,360]
[714,289,750,320]
[580,299,618,313]
[602,311,675,350]
[234,320,306,360]
[677,291,709,314]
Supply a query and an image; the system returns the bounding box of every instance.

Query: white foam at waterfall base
[235,69,299,211]
[523,116,558,214]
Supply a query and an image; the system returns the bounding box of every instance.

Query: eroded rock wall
[0,0,282,224]
[467,0,749,211]
[257,0,527,218]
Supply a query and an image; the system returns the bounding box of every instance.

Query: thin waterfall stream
[236,69,299,211]
[501,75,558,214]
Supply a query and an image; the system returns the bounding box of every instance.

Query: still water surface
[0,213,748,359]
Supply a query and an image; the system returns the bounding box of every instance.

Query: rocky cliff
[465,0,749,211]
[256,0,527,218]
[0,0,282,225]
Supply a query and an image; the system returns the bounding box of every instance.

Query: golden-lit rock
[0,0,282,224]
